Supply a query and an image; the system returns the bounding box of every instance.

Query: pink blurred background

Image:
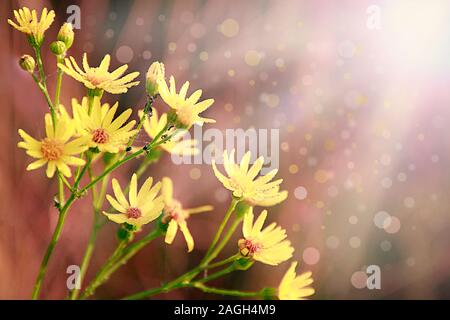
[1,0,450,299]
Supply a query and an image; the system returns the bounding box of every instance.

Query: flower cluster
[11,6,314,301]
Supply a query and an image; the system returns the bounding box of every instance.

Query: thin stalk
[57,173,72,190]
[203,217,243,266]
[192,283,262,298]
[31,156,91,299]
[68,173,109,300]
[125,97,154,153]
[80,228,162,299]
[197,264,237,284]
[201,199,238,264]
[205,254,239,270]
[33,47,57,125]
[68,217,98,300]
[79,237,130,299]
[79,130,173,195]
[54,56,63,112]
[54,56,65,203]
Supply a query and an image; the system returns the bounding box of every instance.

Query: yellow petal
[165,219,178,244]
[112,178,129,208]
[252,210,267,235]
[184,205,213,215]
[99,54,111,71]
[46,161,56,177]
[106,194,126,213]
[26,159,47,171]
[56,162,72,178]
[137,176,154,204]
[103,212,127,224]
[161,177,173,205]
[179,220,194,252]
[129,173,138,207]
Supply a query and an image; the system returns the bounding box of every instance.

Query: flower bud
[145,61,165,97]
[19,55,35,73]
[50,41,67,56]
[57,23,74,49]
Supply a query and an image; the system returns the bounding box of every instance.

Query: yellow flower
[103,174,164,229]
[157,76,215,128]
[212,150,288,207]
[58,53,140,94]
[140,109,199,156]
[161,177,213,252]
[8,7,55,46]
[278,262,315,300]
[238,208,294,266]
[18,114,88,178]
[73,96,137,153]
[145,61,165,96]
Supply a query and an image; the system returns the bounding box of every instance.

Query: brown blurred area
[2,0,450,299]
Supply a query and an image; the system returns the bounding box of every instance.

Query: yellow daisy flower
[278,262,315,300]
[157,76,215,128]
[17,114,88,178]
[161,177,213,252]
[212,150,288,207]
[238,208,294,266]
[140,109,199,156]
[103,174,164,229]
[58,53,140,94]
[8,7,55,46]
[73,96,138,153]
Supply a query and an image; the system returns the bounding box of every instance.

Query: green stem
[68,173,109,300]
[192,283,262,298]
[206,254,240,270]
[33,47,57,126]
[87,94,95,115]
[31,156,91,300]
[80,150,143,195]
[80,236,131,300]
[54,56,63,112]
[125,98,154,153]
[197,264,237,284]
[81,229,162,299]
[201,199,238,264]
[57,172,72,190]
[58,175,65,204]
[68,221,98,300]
[123,266,202,300]
[203,217,242,266]
[54,56,64,204]
[79,128,173,195]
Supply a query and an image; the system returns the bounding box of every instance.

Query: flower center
[238,239,261,257]
[40,138,64,161]
[126,207,142,219]
[86,71,110,86]
[92,128,109,144]
[164,201,185,222]
[176,105,194,127]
